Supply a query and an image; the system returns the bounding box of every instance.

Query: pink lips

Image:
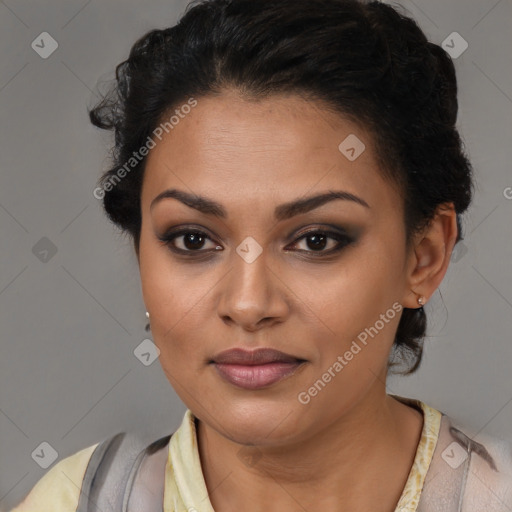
[210,348,306,390]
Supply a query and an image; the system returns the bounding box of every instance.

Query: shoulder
[10,441,100,512]
[421,409,512,511]
[9,430,175,512]
[462,426,512,510]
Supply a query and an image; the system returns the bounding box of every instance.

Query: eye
[157,228,221,254]
[286,228,353,255]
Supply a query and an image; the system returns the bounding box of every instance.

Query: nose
[217,246,289,331]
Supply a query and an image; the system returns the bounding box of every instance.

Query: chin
[212,401,305,445]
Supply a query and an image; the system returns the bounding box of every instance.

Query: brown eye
[157,229,221,254]
[297,232,331,251]
[179,232,208,250]
[288,229,354,255]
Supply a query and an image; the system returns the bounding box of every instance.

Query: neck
[196,386,424,512]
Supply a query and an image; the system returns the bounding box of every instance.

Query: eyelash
[157,226,354,258]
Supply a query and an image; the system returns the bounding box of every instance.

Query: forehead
[141,91,399,216]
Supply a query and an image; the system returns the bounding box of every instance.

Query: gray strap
[75,432,153,512]
[75,432,172,512]
[122,444,151,512]
[125,435,172,512]
[76,432,124,512]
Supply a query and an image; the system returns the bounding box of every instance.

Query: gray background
[0,0,511,509]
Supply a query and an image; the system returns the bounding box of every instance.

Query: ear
[402,202,458,309]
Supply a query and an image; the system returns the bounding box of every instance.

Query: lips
[211,347,304,365]
[210,348,306,389]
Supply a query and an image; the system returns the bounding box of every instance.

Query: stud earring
[145,311,150,319]
[417,296,426,306]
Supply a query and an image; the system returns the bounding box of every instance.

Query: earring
[145,311,150,319]
[417,296,426,306]
[145,311,151,332]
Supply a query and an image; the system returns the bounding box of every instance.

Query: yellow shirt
[10,397,441,512]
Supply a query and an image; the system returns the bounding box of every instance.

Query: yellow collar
[164,396,442,512]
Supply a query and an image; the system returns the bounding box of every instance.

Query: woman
[10,0,512,510]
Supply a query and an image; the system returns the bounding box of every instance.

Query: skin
[136,89,458,512]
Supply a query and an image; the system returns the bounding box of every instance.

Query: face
[138,89,416,446]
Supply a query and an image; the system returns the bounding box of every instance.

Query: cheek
[294,237,404,344]
[139,230,199,312]
[138,243,215,369]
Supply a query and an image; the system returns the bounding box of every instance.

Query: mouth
[209,347,307,390]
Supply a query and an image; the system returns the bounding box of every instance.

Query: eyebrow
[150,188,370,221]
